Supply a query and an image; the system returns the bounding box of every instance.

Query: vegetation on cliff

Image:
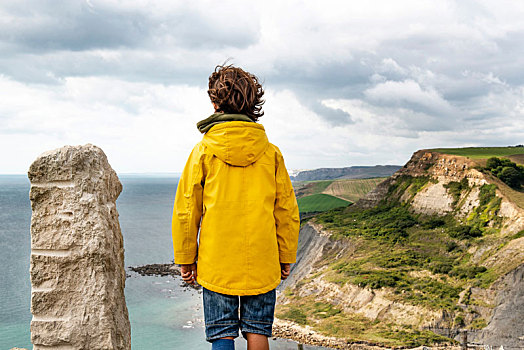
[443,178,469,206]
[279,198,511,345]
[279,147,524,348]
[277,295,452,347]
[281,152,524,347]
[315,201,498,300]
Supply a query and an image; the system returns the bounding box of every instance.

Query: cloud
[0,75,210,172]
[364,79,455,117]
[0,1,260,52]
[1,0,524,173]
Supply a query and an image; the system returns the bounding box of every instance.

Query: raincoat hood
[202,121,269,167]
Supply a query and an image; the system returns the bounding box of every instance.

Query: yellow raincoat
[172,121,300,295]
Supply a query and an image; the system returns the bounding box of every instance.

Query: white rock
[28,144,131,350]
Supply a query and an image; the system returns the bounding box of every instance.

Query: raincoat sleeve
[172,143,205,265]
[274,152,300,264]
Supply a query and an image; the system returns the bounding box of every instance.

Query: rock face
[28,144,131,350]
[278,222,332,291]
[469,264,524,348]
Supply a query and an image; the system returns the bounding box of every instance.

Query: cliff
[358,150,524,233]
[358,150,524,276]
[291,165,401,181]
[278,150,524,348]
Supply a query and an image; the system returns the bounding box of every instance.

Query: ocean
[0,175,324,350]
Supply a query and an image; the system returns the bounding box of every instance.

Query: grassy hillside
[294,178,387,202]
[293,180,333,198]
[323,178,387,202]
[296,193,350,213]
[279,170,524,347]
[430,146,524,159]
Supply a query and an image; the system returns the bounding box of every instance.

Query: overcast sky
[1,0,524,174]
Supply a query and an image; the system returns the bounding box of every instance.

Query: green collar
[197,113,254,134]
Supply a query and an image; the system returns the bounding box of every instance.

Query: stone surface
[410,181,454,215]
[468,264,524,348]
[278,222,332,291]
[28,144,131,350]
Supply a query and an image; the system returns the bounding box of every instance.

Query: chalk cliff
[280,150,523,348]
[28,144,131,350]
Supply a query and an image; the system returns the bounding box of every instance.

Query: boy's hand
[280,263,291,280]
[180,263,197,285]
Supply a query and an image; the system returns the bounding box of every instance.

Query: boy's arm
[274,151,300,263]
[172,143,205,265]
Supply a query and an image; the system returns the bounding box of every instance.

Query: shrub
[430,262,453,274]
[445,241,460,252]
[280,306,307,325]
[422,217,446,229]
[478,184,497,207]
[512,230,524,240]
[470,318,488,329]
[499,167,523,188]
[450,265,487,279]
[484,157,524,189]
[317,202,418,243]
[449,225,482,239]
[353,270,403,289]
[373,250,425,268]
[485,157,501,169]
[454,315,465,327]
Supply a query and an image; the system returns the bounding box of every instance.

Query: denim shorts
[202,287,276,342]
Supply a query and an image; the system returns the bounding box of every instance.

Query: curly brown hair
[207,64,265,121]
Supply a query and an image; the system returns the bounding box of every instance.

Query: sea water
[0,175,325,350]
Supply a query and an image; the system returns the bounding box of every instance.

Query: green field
[430,146,524,159]
[297,193,351,213]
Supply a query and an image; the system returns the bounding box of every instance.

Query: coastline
[129,263,462,350]
[273,318,379,350]
[272,318,462,350]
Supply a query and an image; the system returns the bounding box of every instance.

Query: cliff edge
[278,149,524,348]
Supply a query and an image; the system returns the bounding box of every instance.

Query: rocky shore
[128,262,201,290]
[272,319,464,350]
[128,262,181,277]
[273,318,378,350]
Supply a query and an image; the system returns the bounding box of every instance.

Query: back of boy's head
[208,64,265,121]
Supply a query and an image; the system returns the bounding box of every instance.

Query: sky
[1,0,524,174]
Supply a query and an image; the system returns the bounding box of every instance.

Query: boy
[172,64,300,350]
